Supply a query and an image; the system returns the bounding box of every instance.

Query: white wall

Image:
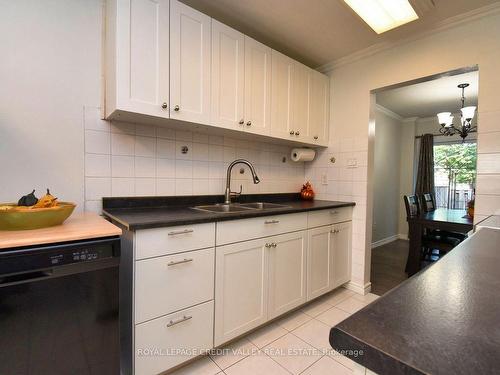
[0,0,103,209]
[0,0,305,212]
[372,109,402,244]
[308,11,500,292]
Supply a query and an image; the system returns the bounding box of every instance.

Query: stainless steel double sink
[192,202,290,213]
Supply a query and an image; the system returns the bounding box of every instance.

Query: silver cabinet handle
[264,220,280,224]
[289,130,295,135]
[331,229,339,234]
[265,243,271,248]
[239,119,244,125]
[167,258,193,266]
[271,243,277,248]
[313,135,318,140]
[166,315,192,328]
[246,121,252,126]
[174,105,180,111]
[295,131,300,136]
[161,102,168,109]
[168,229,194,236]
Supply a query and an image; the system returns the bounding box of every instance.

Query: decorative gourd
[18,190,38,206]
[300,182,315,200]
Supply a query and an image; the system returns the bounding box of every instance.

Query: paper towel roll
[291,148,316,162]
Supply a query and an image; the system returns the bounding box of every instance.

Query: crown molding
[402,116,419,123]
[375,104,404,121]
[316,2,500,73]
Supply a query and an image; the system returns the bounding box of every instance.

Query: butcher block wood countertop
[0,212,122,249]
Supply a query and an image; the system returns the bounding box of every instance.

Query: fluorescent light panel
[344,0,419,34]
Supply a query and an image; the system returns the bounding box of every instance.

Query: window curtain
[415,133,435,195]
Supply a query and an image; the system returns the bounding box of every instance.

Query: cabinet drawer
[135,248,215,323]
[135,301,214,375]
[135,222,215,259]
[216,212,307,245]
[308,207,352,228]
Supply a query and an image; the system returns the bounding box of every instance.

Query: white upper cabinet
[105,0,170,119]
[270,50,294,139]
[211,20,245,130]
[308,70,330,145]
[105,0,329,146]
[170,0,211,124]
[244,37,272,136]
[291,61,311,139]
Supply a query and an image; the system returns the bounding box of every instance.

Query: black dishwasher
[0,236,120,374]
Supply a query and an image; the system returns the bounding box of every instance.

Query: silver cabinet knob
[289,130,295,135]
[295,131,300,136]
[246,121,252,126]
[265,243,270,248]
[272,243,277,248]
[161,102,168,109]
[174,105,180,111]
[313,135,318,140]
[239,119,244,125]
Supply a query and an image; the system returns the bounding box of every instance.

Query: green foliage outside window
[433,143,477,184]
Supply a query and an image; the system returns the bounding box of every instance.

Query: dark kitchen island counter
[330,227,500,375]
[102,193,355,230]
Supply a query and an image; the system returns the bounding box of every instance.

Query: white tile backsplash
[83,113,307,211]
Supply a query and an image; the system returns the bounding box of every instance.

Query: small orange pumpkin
[300,182,315,201]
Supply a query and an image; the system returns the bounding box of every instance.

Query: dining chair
[404,195,460,262]
[420,192,467,242]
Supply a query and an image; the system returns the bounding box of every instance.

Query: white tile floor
[169,288,379,375]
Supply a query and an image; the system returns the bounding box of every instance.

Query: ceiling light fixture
[344,0,419,34]
[437,83,477,141]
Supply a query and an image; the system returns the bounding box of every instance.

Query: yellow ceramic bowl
[0,202,76,231]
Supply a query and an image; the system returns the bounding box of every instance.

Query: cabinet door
[244,36,271,135]
[268,231,307,319]
[215,238,268,346]
[291,62,310,139]
[211,20,244,130]
[113,0,170,118]
[270,50,294,139]
[170,0,211,123]
[307,226,332,301]
[331,221,352,289]
[308,70,330,145]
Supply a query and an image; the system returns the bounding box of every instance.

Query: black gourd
[18,190,39,206]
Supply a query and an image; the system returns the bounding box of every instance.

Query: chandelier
[437,83,477,140]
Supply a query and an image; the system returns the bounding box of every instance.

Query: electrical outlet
[347,158,358,168]
[321,173,328,185]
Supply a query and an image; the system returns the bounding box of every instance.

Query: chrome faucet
[224,159,260,204]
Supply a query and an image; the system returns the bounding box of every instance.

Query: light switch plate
[321,173,328,185]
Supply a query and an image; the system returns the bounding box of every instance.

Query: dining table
[406,208,474,276]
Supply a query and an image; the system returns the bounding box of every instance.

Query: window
[433,142,477,209]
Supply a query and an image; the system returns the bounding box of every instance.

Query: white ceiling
[180,0,500,67]
[376,70,479,118]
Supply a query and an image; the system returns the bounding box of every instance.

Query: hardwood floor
[370,239,409,296]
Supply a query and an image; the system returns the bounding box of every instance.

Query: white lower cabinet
[131,208,352,373]
[214,238,268,346]
[135,247,215,323]
[268,231,307,319]
[307,226,332,300]
[331,221,352,288]
[135,301,214,375]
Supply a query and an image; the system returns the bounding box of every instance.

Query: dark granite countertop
[102,193,355,230]
[330,227,500,375]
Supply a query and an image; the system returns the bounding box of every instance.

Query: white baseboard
[398,233,408,241]
[371,234,399,249]
[344,281,372,295]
